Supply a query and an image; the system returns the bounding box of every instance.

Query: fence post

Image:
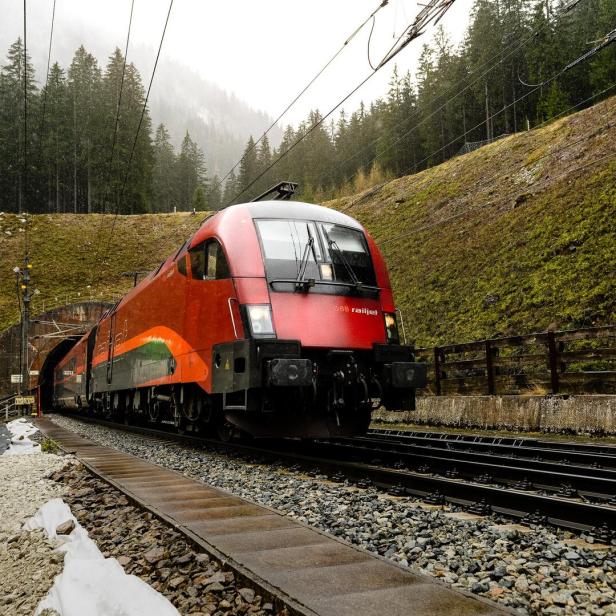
[485,340,495,395]
[434,347,442,396]
[547,331,560,394]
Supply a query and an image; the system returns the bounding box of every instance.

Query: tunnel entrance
[38,337,81,410]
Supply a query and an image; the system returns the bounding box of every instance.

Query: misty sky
[1,0,472,125]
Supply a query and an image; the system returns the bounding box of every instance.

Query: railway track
[368,427,616,462]
[55,413,616,539]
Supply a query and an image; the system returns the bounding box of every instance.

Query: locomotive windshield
[255,219,377,293]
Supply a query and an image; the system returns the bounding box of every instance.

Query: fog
[1,0,471,124]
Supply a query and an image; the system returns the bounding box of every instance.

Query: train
[51,195,426,438]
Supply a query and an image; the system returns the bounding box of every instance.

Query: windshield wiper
[323,230,361,288]
[295,225,317,292]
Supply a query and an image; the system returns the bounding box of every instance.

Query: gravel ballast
[0,450,68,614]
[51,462,287,616]
[50,414,616,615]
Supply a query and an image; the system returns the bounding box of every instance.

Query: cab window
[177,254,187,276]
[189,240,230,280]
[206,241,230,279]
[189,243,206,279]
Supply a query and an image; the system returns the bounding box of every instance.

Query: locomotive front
[212,201,426,437]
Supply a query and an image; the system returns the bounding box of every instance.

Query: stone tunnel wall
[0,301,111,396]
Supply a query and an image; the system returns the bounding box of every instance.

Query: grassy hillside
[328,96,616,346]
[1,96,614,344]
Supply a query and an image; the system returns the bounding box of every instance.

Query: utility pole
[485,83,491,141]
[14,256,32,394]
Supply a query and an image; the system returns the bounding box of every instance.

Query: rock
[564,550,580,560]
[168,575,186,589]
[117,556,132,567]
[55,519,75,535]
[514,575,529,592]
[204,582,224,592]
[201,572,226,586]
[549,591,572,606]
[238,587,255,603]
[174,552,193,565]
[471,581,490,593]
[144,547,166,564]
[491,566,506,580]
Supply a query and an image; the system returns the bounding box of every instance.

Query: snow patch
[3,417,41,455]
[25,498,179,616]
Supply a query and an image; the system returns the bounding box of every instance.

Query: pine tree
[175,131,207,210]
[206,175,223,210]
[0,38,38,213]
[152,124,176,212]
[67,46,101,213]
[222,169,238,206]
[237,136,259,201]
[39,63,71,212]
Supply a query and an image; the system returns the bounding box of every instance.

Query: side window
[206,241,230,279]
[177,254,187,276]
[189,243,206,279]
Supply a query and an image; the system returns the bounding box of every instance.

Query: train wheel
[217,422,234,442]
[103,393,112,420]
[123,392,133,425]
[112,392,122,419]
[148,400,160,423]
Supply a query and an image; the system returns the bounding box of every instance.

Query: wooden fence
[415,325,616,396]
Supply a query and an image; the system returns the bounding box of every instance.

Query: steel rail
[367,428,616,463]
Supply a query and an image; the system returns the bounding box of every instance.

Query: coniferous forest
[1,0,615,214]
[227,0,616,205]
[0,44,215,214]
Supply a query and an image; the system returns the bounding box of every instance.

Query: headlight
[247,304,276,337]
[384,312,400,344]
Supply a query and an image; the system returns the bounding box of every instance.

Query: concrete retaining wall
[374,395,616,434]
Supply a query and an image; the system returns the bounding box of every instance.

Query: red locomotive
[52,191,426,438]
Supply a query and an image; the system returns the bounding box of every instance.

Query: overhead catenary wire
[215,0,390,191]
[22,0,28,246]
[225,0,458,207]
[96,0,174,272]
[339,0,589,188]
[519,27,616,87]
[87,0,136,276]
[35,0,57,174]
[103,0,136,214]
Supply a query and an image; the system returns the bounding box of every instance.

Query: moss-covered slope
[0,213,203,331]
